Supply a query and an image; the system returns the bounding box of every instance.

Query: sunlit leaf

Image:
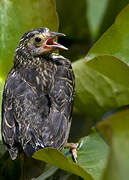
[73,56,129,120]
[34,149,93,180]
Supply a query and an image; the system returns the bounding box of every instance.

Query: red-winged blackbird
[1,28,76,160]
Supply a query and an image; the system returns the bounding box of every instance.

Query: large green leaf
[33,129,109,180]
[34,149,93,180]
[77,129,109,180]
[98,106,129,180]
[73,56,129,120]
[0,0,58,80]
[86,4,129,64]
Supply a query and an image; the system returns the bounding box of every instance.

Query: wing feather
[48,59,75,149]
[1,69,19,160]
[1,56,74,159]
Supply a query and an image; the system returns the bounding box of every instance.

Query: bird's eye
[35,37,42,43]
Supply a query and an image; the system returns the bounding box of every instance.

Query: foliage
[87,3,129,64]
[0,0,129,179]
[33,129,109,180]
[73,56,129,121]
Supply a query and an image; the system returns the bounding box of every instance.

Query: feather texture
[1,53,74,160]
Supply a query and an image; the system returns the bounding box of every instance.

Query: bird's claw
[64,143,78,163]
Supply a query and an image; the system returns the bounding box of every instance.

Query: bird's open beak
[44,31,68,51]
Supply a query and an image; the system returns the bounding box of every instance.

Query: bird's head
[17,28,68,56]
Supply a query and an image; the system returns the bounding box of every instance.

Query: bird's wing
[1,69,20,160]
[2,68,51,158]
[47,60,75,149]
[2,61,74,158]
[15,58,75,152]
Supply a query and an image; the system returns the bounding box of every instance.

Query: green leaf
[73,56,129,120]
[34,149,93,180]
[77,129,109,180]
[33,130,109,180]
[0,0,58,80]
[86,4,129,64]
[86,0,108,39]
[98,106,129,180]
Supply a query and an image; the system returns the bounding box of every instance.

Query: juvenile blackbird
[1,28,76,160]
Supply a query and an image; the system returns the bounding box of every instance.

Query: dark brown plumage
[1,28,75,160]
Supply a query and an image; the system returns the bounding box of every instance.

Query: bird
[1,27,77,161]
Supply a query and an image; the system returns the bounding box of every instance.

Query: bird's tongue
[46,38,68,50]
[50,42,68,50]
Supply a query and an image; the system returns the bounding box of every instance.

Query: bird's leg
[64,143,78,163]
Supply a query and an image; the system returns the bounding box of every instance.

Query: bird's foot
[64,142,78,163]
